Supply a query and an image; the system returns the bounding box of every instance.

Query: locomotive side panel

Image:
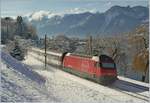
[63,55,96,79]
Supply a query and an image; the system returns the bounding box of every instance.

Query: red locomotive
[62,53,117,85]
[30,48,117,85]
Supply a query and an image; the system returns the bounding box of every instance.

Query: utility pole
[89,35,93,55]
[45,34,47,69]
[5,17,10,43]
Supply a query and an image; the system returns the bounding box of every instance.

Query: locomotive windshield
[99,55,116,69]
[101,63,115,68]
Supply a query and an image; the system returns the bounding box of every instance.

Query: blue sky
[1,0,149,17]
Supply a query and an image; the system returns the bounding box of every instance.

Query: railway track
[111,79,149,102]
[119,80,149,91]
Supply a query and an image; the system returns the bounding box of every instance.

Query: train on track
[29,47,117,85]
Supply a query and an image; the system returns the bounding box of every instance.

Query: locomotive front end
[97,55,117,85]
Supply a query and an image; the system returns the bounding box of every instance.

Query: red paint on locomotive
[63,55,95,75]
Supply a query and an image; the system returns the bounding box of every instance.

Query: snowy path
[22,53,149,103]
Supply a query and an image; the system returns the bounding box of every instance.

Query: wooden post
[45,34,47,69]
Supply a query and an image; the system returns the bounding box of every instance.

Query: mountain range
[23,5,149,37]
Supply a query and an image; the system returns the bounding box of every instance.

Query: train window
[101,63,115,69]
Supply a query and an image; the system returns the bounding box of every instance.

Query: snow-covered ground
[21,52,149,103]
[1,61,59,102]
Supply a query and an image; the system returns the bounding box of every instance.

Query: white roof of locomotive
[65,52,99,61]
[92,56,99,62]
[66,53,71,56]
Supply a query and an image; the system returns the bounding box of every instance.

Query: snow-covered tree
[10,41,25,60]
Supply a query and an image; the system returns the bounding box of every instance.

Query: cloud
[24,10,64,21]
[31,10,50,20]
[64,7,96,14]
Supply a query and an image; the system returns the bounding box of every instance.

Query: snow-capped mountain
[23,6,149,37]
